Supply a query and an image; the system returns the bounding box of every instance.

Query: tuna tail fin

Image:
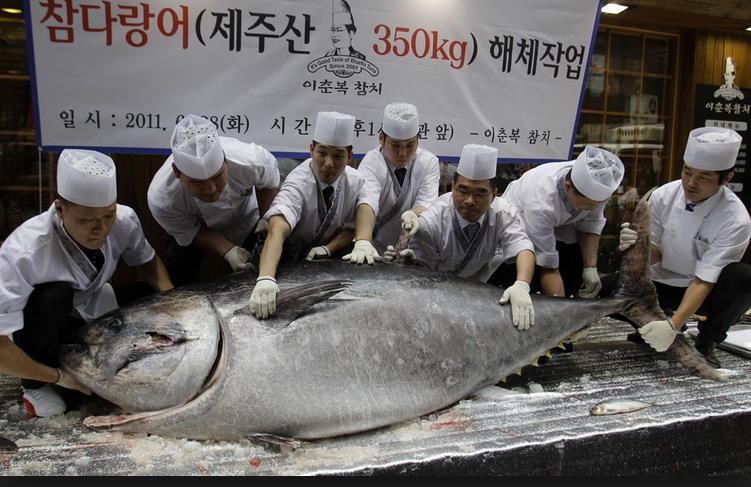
[614,188,728,381]
[615,187,661,317]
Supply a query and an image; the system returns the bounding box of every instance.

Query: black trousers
[13,282,78,390]
[600,262,751,345]
[13,281,156,390]
[165,230,259,287]
[488,241,583,297]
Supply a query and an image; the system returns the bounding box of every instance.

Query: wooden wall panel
[695,32,751,85]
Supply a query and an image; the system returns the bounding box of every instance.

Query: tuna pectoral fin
[274,280,352,318]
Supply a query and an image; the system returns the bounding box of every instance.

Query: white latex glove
[223,245,252,271]
[498,280,534,330]
[55,368,92,395]
[383,245,416,263]
[619,222,638,252]
[638,319,678,352]
[578,266,602,298]
[249,277,279,319]
[343,240,383,265]
[401,210,420,237]
[254,218,268,235]
[305,245,330,261]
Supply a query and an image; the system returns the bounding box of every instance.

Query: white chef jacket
[501,161,606,269]
[650,179,751,287]
[357,147,440,250]
[148,137,279,247]
[264,159,371,253]
[0,204,156,335]
[412,193,534,281]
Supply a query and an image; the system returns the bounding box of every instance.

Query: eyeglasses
[454,187,492,200]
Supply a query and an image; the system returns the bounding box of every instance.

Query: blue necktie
[685,203,696,212]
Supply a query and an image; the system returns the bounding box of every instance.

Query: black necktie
[322,186,334,211]
[74,241,105,273]
[685,203,696,212]
[464,222,480,241]
[394,167,407,186]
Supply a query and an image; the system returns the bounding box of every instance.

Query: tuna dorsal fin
[275,280,352,318]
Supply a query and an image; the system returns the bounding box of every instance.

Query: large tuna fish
[60,193,724,440]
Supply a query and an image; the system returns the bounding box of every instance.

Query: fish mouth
[83,309,227,430]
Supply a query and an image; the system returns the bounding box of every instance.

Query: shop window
[576,26,679,272]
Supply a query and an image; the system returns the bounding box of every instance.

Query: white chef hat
[57,149,117,207]
[571,146,624,201]
[457,144,498,181]
[313,111,355,147]
[332,0,354,27]
[683,127,741,171]
[382,102,419,140]
[170,114,225,180]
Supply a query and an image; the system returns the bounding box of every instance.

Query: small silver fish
[590,399,654,416]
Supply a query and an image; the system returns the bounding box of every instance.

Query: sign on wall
[693,58,751,207]
[24,0,601,161]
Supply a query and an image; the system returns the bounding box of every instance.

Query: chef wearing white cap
[0,149,173,418]
[405,144,536,330]
[148,114,279,286]
[498,146,624,300]
[250,111,380,319]
[358,102,439,252]
[617,127,751,366]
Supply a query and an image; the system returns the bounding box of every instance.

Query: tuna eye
[101,316,124,332]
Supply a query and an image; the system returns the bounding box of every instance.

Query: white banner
[26,0,601,161]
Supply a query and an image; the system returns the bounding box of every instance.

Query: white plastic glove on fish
[223,245,252,271]
[499,280,534,330]
[250,277,279,319]
[639,319,678,352]
[619,222,638,252]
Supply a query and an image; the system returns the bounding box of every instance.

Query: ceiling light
[601,3,629,15]
[1,8,23,14]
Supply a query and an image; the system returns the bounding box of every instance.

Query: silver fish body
[62,192,724,440]
[64,260,630,440]
[590,399,654,416]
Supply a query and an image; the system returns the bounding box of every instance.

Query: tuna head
[59,294,220,412]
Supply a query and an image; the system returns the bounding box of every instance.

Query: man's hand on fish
[223,245,252,271]
[638,319,678,352]
[619,222,638,252]
[383,245,416,264]
[250,277,279,319]
[499,280,534,330]
[400,210,420,237]
[578,266,602,298]
[55,368,92,395]
[305,245,330,261]
[342,240,382,265]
